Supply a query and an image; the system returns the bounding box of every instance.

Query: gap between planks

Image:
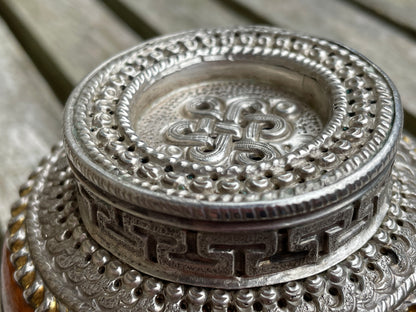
[0,0,73,103]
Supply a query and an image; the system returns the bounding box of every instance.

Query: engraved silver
[5,26,416,311]
[7,137,416,311]
[64,26,401,288]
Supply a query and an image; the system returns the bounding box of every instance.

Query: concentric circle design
[62,26,402,288]
[64,26,400,218]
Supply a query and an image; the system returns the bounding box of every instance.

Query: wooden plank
[1,0,141,87]
[350,0,416,35]
[0,18,62,229]
[115,0,251,34]
[232,0,416,120]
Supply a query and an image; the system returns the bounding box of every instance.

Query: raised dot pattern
[7,136,416,311]
[67,27,394,203]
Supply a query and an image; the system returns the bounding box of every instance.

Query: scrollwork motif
[164,96,293,165]
[5,136,416,311]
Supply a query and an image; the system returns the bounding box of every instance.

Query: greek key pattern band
[78,171,391,288]
[8,139,416,311]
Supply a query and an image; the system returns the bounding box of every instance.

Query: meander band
[63,26,401,288]
[3,136,416,311]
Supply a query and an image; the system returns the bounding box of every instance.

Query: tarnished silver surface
[4,26,415,311]
[63,26,400,288]
[6,137,416,311]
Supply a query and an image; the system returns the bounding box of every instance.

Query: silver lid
[63,26,401,288]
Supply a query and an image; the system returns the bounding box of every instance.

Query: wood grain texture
[350,0,416,35]
[118,0,251,34]
[234,0,416,118]
[2,0,141,85]
[0,0,144,230]
[0,18,62,229]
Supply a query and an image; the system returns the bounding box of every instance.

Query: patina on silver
[7,26,416,312]
[64,26,400,289]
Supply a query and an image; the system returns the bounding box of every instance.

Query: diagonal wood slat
[0,0,142,228]
[231,0,416,123]
[350,0,416,36]
[1,0,141,90]
[0,18,62,228]
[116,0,251,34]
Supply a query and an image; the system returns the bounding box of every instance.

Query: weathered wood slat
[1,0,141,88]
[350,0,416,35]
[232,0,416,122]
[0,18,62,228]
[117,0,250,34]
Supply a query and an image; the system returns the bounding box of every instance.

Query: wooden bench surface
[0,0,415,229]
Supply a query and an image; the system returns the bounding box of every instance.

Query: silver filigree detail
[64,26,399,210]
[164,96,299,166]
[5,136,416,311]
[59,26,402,288]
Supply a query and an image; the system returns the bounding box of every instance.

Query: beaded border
[6,136,416,311]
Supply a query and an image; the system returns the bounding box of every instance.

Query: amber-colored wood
[1,242,34,312]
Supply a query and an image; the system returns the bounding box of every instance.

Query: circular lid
[63,26,402,288]
[64,26,400,222]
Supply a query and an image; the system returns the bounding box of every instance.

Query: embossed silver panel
[62,26,401,288]
[6,137,416,311]
[5,25,414,312]
[149,85,322,165]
